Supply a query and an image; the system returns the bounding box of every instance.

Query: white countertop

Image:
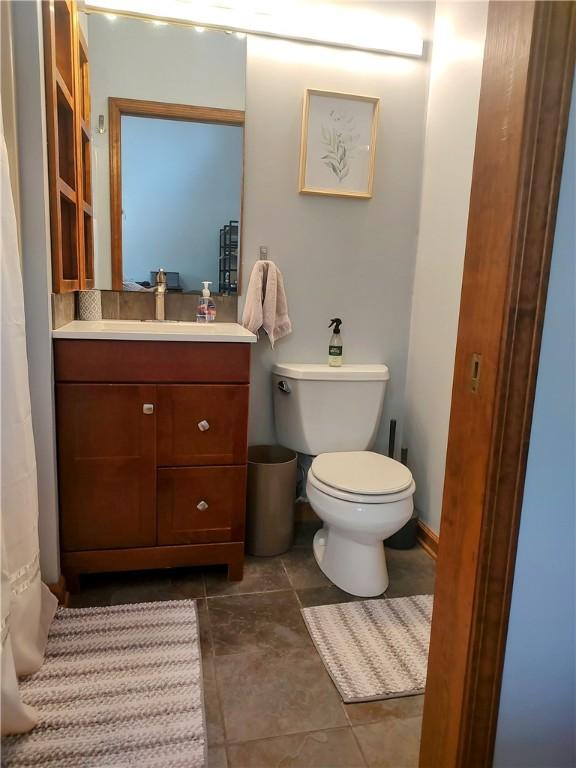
[52,320,257,343]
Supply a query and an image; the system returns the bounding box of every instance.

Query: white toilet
[272,363,415,597]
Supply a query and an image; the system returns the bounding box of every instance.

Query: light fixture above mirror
[84,0,425,57]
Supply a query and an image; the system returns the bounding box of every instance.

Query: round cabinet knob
[196,500,209,511]
[142,403,154,415]
[198,420,210,432]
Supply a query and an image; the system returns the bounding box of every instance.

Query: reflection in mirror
[84,12,246,294]
[122,115,242,294]
[110,101,243,294]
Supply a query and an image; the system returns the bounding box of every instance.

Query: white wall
[87,13,246,288]
[493,79,575,768]
[402,1,488,534]
[241,4,435,448]
[12,0,61,583]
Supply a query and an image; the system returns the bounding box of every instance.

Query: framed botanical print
[299,89,380,199]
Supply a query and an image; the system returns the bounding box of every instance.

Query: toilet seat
[310,451,415,504]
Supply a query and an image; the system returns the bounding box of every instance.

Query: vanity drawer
[157,466,246,545]
[157,385,249,466]
[53,340,251,383]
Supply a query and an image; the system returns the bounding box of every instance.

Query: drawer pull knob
[198,420,210,432]
[143,403,154,415]
[196,500,209,511]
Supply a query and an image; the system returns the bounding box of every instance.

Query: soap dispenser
[328,318,343,367]
[196,281,216,323]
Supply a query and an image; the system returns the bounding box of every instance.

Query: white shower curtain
[0,35,58,733]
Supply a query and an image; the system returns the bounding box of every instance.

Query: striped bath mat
[2,600,206,767]
[301,594,433,703]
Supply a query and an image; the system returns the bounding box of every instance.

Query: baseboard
[416,520,439,560]
[47,575,69,606]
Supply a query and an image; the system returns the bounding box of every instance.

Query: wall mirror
[83,12,246,295]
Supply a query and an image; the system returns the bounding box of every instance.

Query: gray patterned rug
[2,600,206,767]
[301,594,433,703]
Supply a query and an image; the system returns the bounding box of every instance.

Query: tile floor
[70,524,436,768]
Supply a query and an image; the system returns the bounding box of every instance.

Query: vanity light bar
[84,0,425,58]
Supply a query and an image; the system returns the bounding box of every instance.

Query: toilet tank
[272,363,390,455]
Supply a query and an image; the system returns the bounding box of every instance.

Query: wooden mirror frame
[108,97,245,291]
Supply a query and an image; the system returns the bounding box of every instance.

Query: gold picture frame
[299,89,380,199]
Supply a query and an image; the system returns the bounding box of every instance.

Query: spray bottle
[328,318,343,367]
[196,281,217,323]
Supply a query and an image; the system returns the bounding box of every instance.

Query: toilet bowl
[306,451,415,596]
[271,362,415,597]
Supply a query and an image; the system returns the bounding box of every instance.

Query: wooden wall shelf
[58,178,76,203]
[43,0,94,293]
[53,0,73,93]
[55,73,73,109]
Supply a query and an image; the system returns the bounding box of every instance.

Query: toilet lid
[311,452,413,495]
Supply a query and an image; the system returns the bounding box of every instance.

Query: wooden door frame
[420,3,575,766]
[108,97,245,290]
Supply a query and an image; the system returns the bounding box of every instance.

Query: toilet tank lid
[272,363,390,381]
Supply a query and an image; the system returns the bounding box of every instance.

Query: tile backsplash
[52,292,75,329]
[52,290,238,327]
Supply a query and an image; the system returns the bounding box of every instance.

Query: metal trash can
[246,445,297,556]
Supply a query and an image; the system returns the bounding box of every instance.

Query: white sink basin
[52,320,257,343]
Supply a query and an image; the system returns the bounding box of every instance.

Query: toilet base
[313,527,389,597]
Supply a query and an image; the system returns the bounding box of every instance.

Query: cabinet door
[157,385,249,466]
[57,384,156,551]
[157,466,246,545]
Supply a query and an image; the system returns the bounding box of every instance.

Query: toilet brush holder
[386,510,419,550]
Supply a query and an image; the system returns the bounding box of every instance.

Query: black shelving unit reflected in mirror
[219,220,239,294]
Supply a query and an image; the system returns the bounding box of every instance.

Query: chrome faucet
[154,268,167,321]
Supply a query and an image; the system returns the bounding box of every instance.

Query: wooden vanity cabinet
[54,340,250,590]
